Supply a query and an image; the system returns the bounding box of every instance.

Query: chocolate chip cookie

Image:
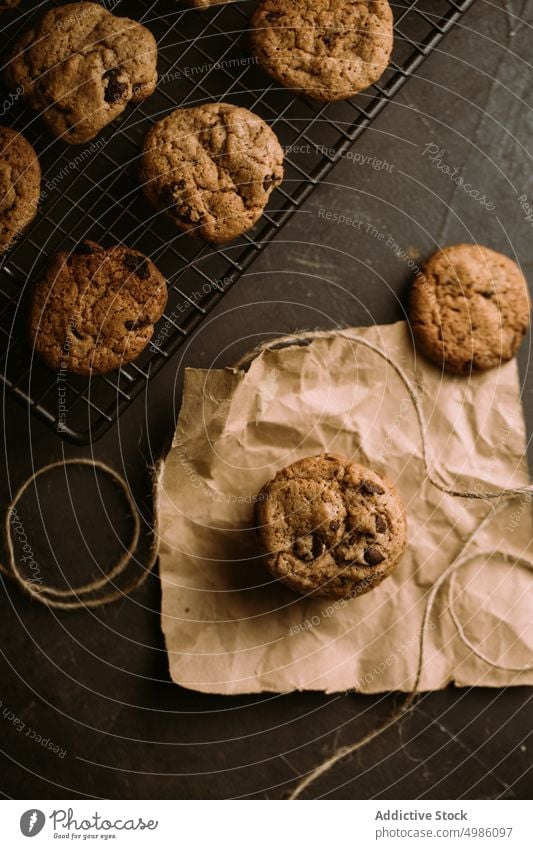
[250,0,394,102]
[29,241,167,375]
[5,2,157,144]
[140,102,284,243]
[0,126,41,254]
[256,453,407,599]
[409,244,531,375]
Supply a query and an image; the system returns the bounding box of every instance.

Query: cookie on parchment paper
[256,453,407,600]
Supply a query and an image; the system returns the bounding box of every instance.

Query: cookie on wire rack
[4,2,158,144]
[29,241,168,375]
[140,102,284,244]
[0,126,41,255]
[250,0,394,101]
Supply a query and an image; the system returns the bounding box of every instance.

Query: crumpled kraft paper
[158,321,533,694]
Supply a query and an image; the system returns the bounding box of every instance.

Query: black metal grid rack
[0,0,474,443]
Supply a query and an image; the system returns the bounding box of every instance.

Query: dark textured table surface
[1,0,532,800]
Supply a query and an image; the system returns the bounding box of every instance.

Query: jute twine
[0,458,159,610]
[235,329,533,799]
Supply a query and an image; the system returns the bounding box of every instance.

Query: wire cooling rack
[0,0,474,443]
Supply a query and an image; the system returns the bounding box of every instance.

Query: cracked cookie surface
[0,126,41,254]
[5,2,157,144]
[409,244,531,375]
[29,241,168,375]
[250,0,393,102]
[256,453,407,599]
[140,102,284,244]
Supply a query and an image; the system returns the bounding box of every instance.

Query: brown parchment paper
[158,321,533,694]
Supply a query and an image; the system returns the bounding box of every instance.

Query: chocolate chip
[312,535,325,559]
[266,11,282,21]
[124,253,150,279]
[358,480,385,496]
[123,253,139,270]
[263,174,277,192]
[294,534,327,560]
[175,204,202,225]
[103,68,128,104]
[160,184,178,207]
[364,546,385,567]
[176,206,193,224]
[126,316,151,331]
[330,520,340,531]
[375,514,388,533]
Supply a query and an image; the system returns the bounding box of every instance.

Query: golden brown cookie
[409,244,530,375]
[0,126,41,254]
[29,241,167,375]
[256,453,407,599]
[250,0,394,101]
[140,102,284,244]
[5,2,158,144]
